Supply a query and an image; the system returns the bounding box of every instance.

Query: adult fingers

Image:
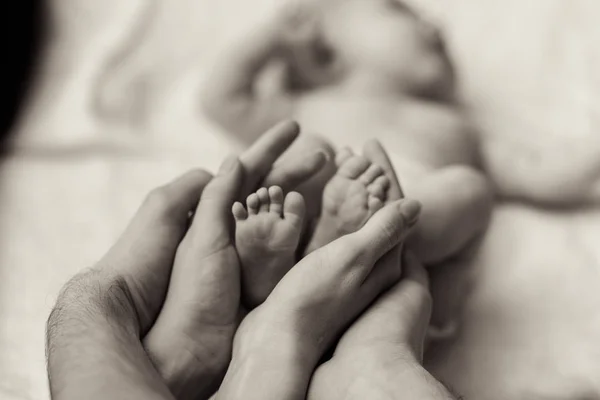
[348,199,421,263]
[320,199,421,299]
[103,169,213,333]
[239,120,301,195]
[181,156,243,263]
[160,156,244,315]
[346,199,421,306]
[117,169,214,250]
[143,158,243,400]
[262,149,328,192]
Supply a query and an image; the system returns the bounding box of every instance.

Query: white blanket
[1,1,599,399]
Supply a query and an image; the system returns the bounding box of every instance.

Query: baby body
[203,0,493,329]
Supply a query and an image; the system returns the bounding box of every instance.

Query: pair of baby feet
[232,148,392,307]
[217,142,430,400]
[217,145,427,400]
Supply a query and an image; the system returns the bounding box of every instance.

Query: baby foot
[217,199,421,400]
[233,186,306,308]
[306,148,390,254]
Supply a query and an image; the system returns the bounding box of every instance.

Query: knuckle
[53,267,135,326]
[186,169,213,183]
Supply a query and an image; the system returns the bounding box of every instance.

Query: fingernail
[219,155,239,174]
[400,200,422,226]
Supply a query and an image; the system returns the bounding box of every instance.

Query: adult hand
[307,140,457,400]
[213,139,418,400]
[308,252,457,400]
[46,169,213,400]
[217,198,422,400]
[143,121,327,399]
[46,120,326,400]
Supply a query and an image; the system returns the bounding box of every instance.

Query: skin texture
[216,139,455,400]
[307,140,456,399]
[47,121,327,400]
[200,0,493,334]
[217,198,422,400]
[305,148,391,254]
[232,148,393,308]
[233,186,307,308]
[46,121,453,400]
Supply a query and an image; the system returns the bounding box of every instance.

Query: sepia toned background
[1,0,599,399]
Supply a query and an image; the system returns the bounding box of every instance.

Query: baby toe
[375,175,391,191]
[367,183,386,200]
[368,196,384,213]
[283,192,306,228]
[338,156,370,179]
[368,176,391,200]
[257,187,270,213]
[360,164,384,185]
[268,186,284,215]
[247,193,260,215]
[232,202,248,221]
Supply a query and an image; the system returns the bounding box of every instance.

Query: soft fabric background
[1,0,599,399]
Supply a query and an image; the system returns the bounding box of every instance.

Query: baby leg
[408,165,493,265]
[408,166,492,334]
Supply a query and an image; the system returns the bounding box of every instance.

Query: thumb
[262,149,328,192]
[186,156,242,248]
[350,199,422,262]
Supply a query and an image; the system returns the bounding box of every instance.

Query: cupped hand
[46,120,327,400]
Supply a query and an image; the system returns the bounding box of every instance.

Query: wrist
[220,336,315,400]
[217,317,319,399]
[233,312,321,370]
[143,327,231,400]
[314,347,457,400]
[342,357,456,400]
[47,273,173,400]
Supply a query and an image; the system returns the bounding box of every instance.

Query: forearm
[211,23,282,96]
[47,273,174,400]
[337,362,457,400]
[218,331,318,400]
[202,20,293,142]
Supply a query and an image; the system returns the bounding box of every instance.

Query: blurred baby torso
[294,87,479,191]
